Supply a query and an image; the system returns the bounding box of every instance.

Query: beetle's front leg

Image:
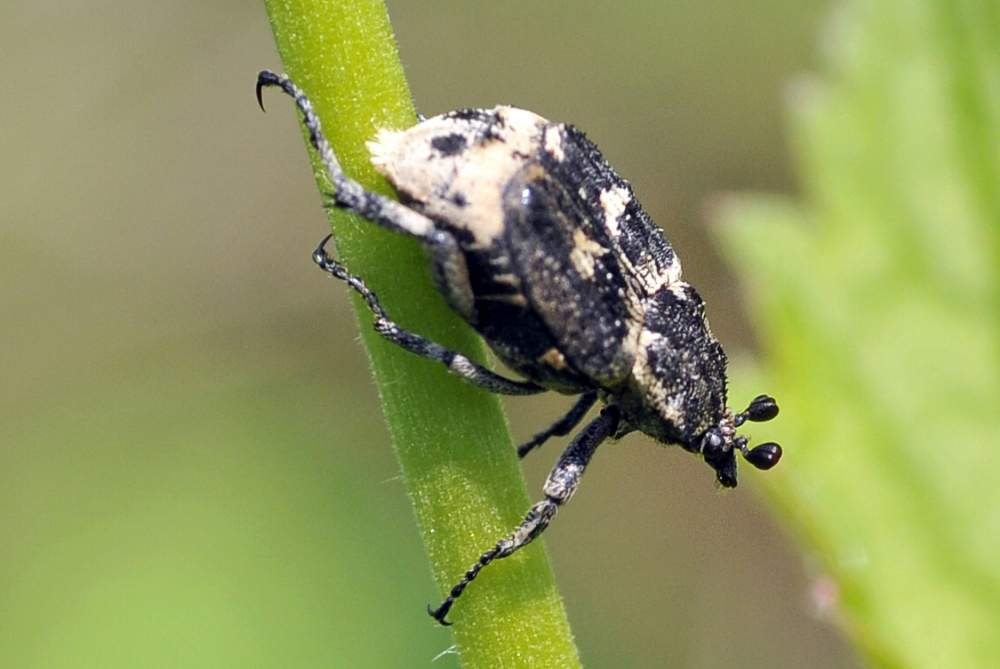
[428,405,621,625]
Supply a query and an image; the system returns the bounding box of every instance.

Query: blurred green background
[2,1,865,667]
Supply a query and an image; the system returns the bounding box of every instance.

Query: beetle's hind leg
[257,70,477,319]
[256,71,430,238]
[257,71,530,392]
[428,405,621,625]
[517,391,598,458]
[312,236,543,396]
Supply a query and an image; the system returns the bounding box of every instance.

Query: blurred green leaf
[716,1,999,667]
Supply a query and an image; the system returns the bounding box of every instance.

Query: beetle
[256,70,783,625]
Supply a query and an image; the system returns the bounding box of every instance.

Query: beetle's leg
[428,406,621,625]
[257,70,477,318]
[312,236,543,396]
[256,71,432,239]
[251,65,504,393]
[517,391,598,459]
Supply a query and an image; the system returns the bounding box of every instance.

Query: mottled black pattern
[539,125,678,300]
[430,132,467,156]
[442,108,504,140]
[443,107,499,123]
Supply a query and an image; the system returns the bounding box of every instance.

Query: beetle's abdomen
[463,245,594,393]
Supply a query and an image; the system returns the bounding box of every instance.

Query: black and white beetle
[256,70,783,625]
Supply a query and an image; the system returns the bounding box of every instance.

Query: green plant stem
[261,1,581,666]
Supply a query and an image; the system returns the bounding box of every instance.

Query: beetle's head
[699,395,782,488]
[619,286,783,487]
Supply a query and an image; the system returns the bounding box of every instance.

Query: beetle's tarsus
[255,69,282,112]
[427,603,453,626]
[517,391,598,458]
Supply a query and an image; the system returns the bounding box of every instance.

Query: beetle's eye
[745,395,780,422]
[702,431,725,459]
[745,442,782,470]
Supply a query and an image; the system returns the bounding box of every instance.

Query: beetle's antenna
[732,395,784,471]
[739,439,782,470]
[734,394,780,426]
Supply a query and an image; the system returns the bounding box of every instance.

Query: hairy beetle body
[256,71,784,625]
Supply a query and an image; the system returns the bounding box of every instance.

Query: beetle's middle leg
[312,236,543,396]
[428,405,621,625]
[517,391,598,459]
